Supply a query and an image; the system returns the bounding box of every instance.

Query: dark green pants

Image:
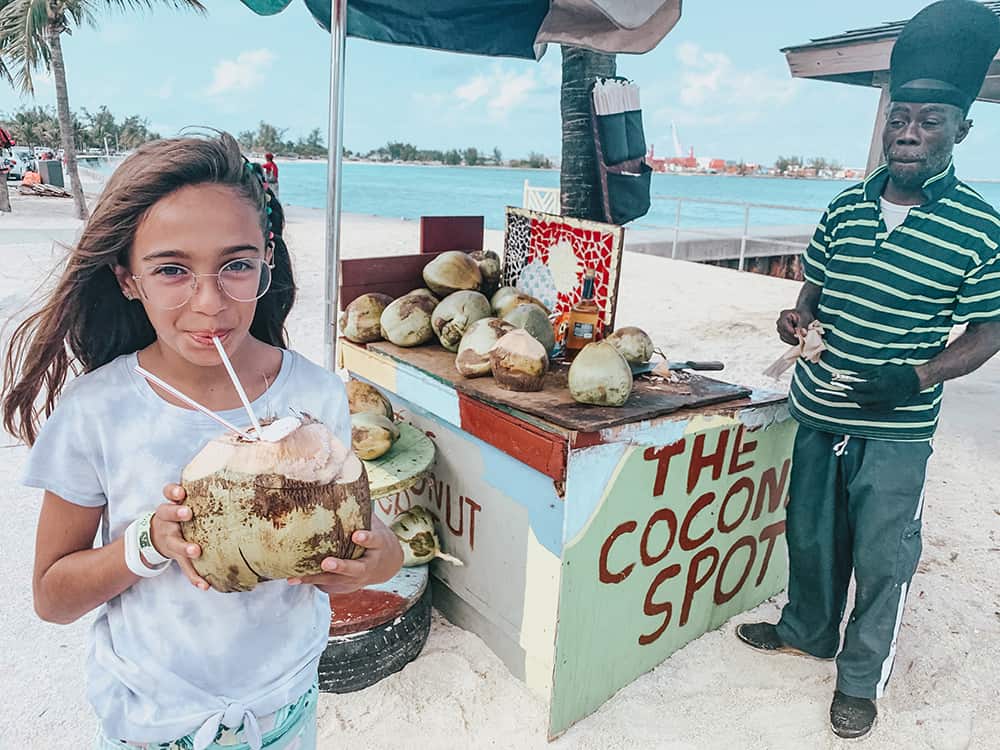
[776,424,932,700]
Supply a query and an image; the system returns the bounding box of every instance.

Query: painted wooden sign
[342,342,795,739]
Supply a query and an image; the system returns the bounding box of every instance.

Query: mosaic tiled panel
[501,207,624,333]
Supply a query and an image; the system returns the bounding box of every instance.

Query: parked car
[4,147,35,180]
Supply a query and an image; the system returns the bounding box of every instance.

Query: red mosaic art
[502,208,625,342]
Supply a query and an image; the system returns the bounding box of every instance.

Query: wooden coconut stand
[338,248,796,739]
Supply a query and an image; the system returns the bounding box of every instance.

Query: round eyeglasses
[132,258,273,310]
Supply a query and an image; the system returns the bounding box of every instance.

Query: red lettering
[713,536,757,605]
[599,521,637,584]
[728,425,758,475]
[638,564,682,645]
[644,441,687,497]
[640,508,678,566]
[687,430,731,493]
[719,477,755,533]
[444,486,464,537]
[430,478,446,511]
[753,459,791,520]
[465,498,481,551]
[679,492,715,551]
[680,546,720,627]
[377,495,395,515]
[755,521,787,586]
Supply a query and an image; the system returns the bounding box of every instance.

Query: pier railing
[633,195,824,271]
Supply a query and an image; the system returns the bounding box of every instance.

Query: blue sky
[5,1,1000,176]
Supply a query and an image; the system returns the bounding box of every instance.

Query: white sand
[1,190,998,749]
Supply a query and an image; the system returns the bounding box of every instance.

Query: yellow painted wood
[341,342,399,393]
[364,422,435,499]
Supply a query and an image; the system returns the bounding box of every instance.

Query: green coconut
[568,341,633,407]
[422,251,482,297]
[503,303,556,353]
[605,326,656,364]
[350,412,400,461]
[431,290,492,352]
[380,291,437,347]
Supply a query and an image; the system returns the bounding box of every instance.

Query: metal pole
[324,0,348,371]
[738,205,750,272]
[671,199,682,259]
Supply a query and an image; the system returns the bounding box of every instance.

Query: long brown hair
[2,132,296,445]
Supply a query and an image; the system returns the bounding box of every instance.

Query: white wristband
[124,518,170,578]
[137,511,170,566]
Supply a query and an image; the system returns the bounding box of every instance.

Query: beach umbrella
[239,0,682,367]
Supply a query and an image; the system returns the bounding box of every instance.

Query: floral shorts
[94,684,317,750]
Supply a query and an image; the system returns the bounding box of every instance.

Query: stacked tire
[318,565,431,693]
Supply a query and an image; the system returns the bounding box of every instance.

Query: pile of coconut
[339,251,664,409]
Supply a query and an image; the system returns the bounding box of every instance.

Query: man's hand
[289,515,404,595]
[847,364,921,412]
[777,308,816,346]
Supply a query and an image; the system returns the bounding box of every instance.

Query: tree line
[774,155,844,175]
[346,140,552,169]
[1,105,161,152]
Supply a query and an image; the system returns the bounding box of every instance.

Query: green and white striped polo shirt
[790,161,1000,440]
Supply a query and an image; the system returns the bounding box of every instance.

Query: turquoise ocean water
[89,158,1000,231]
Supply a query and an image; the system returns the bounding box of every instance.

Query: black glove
[848,364,921,412]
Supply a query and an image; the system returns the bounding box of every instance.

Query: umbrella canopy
[240,0,681,59]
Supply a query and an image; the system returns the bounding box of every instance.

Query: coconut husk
[180,417,371,593]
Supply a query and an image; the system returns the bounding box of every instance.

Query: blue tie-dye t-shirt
[22,348,350,743]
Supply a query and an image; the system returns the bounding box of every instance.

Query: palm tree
[560,45,615,222]
[0,1,204,219]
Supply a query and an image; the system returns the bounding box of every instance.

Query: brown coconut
[469,249,502,297]
[422,251,482,297]
[339,293,392,343]
[346,379,393,419]
[380,291,438,347]
[180,415,370,593]
[455,317,514,377]
[489,329,549,392]
[350,412,400,460]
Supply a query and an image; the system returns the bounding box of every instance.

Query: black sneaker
[735,622,813,657]
[830,690,877,739]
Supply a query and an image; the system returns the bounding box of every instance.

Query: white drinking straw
[134,365,255,440]
[212,336,263,437]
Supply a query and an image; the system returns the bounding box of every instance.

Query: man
[736,0,1000,740]
[263,152,279,197]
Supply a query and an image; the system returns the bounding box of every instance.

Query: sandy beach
[1,186,997,750]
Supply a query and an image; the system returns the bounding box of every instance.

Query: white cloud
[658,42,799,124]
[206,49,276,96]
[447,64,552,119]
[488,70,537,113]
[455,75,490,104]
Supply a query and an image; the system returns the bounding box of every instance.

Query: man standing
[263,152,279,197]
[737,0,1000,739]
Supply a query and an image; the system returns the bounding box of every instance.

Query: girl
[2,132,403,749]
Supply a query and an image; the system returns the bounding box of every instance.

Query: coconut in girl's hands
[180,414,372,593]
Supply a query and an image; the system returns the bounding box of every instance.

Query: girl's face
[116,183,270,368]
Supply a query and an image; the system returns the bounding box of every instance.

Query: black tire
[318,584,431,693]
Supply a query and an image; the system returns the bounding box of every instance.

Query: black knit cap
[890,0,1000,113]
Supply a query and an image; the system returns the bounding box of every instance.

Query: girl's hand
[151,484,209,591]
[289,516,404,595]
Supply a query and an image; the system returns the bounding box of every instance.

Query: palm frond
[0,0,52,95]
